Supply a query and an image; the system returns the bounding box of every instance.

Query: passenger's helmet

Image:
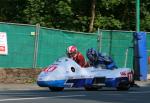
[86,48,98,62]
[67,46,77,57]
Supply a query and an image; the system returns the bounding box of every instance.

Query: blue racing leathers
[90,53,117,70]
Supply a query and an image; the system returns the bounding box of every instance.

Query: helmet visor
[67,52,76,57]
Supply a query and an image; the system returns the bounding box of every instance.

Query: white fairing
[37,57,133,82]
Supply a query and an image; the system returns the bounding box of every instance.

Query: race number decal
[120,71,133,81]
[43,65,57,72]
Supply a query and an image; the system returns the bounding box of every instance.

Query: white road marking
[129,91,150,94]
[0,93,37,95]
[0,97,46,102]
[0,95,86,102]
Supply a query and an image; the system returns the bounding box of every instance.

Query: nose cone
[37,80,65,87]
[37,65,66,87]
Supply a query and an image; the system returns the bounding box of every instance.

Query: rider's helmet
[67,45,77,57]
[86,48,98,62]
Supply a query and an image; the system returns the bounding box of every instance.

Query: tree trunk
[88,0,96,32]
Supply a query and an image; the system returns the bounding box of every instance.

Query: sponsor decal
[0,46,5,51]
[43,65,57,72]
[120,71,133,81]
[64,83,74,88]
[120,71,127,77]
[0,32,8,55]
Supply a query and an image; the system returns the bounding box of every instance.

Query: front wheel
[49,87,64,92]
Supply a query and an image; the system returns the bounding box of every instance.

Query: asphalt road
[0,85,150,103]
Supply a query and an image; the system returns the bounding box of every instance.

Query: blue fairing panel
[85,78,93,86]
[37,77,129,88]
[37,80,65,87]
[105,78,118,87]
[66,78,93,87]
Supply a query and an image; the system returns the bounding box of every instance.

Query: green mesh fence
[100,30,134,68]
[0,23,97,68]
[0,22,149,69]
[37,28,97,67]
[147,33,150,56]
[0,23,35,68]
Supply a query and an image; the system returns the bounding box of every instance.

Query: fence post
[97,28,102,52]
[124,48,129,68]
[109,31,113,56]
[33,23,40,69]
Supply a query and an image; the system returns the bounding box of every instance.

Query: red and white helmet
[67,45,77,54]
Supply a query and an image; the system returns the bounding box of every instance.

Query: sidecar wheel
[49,87,64,92]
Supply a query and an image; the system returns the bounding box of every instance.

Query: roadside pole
[33,23,40,69]
[133,0,148,80]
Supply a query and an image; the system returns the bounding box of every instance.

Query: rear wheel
[116,82,130,91]
[84,86,98,91]
[49,87,64,92]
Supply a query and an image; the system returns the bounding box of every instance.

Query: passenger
[66,45,88,67]
[86,48,117,69]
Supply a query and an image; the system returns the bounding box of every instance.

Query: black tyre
[116,82,130,91]
[49,87,64,92]
[84,86,98,91]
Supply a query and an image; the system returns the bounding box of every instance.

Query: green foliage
[94,14,122,30]
[56,1,72,15]
[0,0,27,23]
[100,0,122,10]
[0,0,150,32]
[141,12,150,31]
[24,0,46,24]
[141,0,150,31]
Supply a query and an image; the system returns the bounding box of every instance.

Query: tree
[89,0,96,32]
[141,0,150,31]
[0,0,27,23]
[0,0,150,32]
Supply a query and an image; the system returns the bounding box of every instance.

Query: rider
[66,45,87,67]
[86,48,117,69]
